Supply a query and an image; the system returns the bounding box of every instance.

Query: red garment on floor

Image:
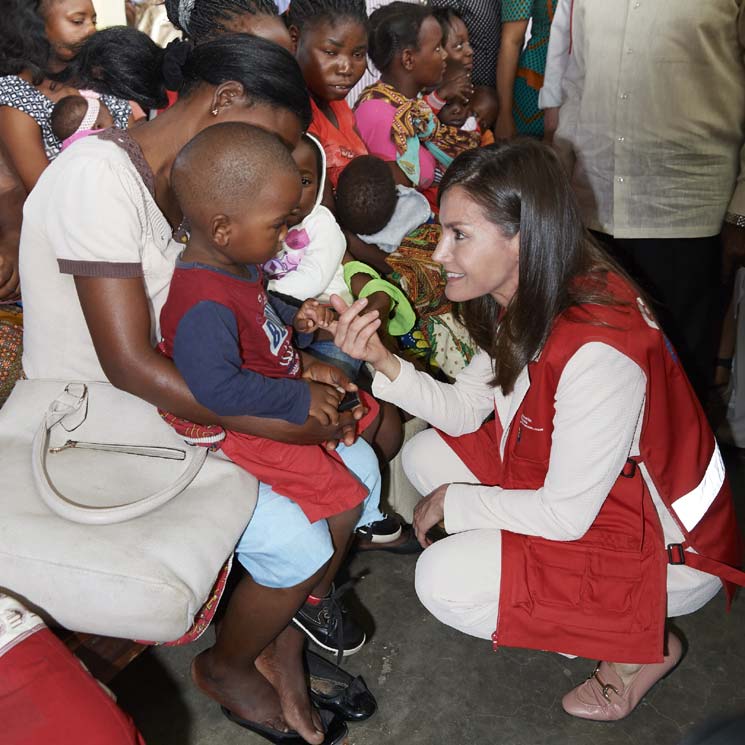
[0,628,145,745]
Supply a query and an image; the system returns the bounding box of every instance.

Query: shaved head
[172,121,298,228]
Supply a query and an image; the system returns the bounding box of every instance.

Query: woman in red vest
[330,140,745,721]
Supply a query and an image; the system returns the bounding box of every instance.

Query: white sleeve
[372,349,497,435]
[538,0,572,109]
[268,207,347,302]
[444,343,647,541]
[46,150,146,274]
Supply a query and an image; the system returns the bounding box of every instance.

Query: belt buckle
[667,543,686,565]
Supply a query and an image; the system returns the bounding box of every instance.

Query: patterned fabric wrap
[0,306,23,408]
[385,224,476,378]
[355,83,481,185]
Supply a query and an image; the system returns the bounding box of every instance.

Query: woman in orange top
[288,0,369,191]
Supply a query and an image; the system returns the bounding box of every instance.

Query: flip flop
[306,649,377,722]
[221,705,348,744]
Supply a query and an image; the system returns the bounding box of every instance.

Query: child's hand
[294,299,336,334]
[307,381,344,425]
[437,72,474,105]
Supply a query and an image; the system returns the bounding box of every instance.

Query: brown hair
[439,139,629,394]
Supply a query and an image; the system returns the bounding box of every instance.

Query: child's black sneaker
[355,513,402,544]
[292,583,366,661]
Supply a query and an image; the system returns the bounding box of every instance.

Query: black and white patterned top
[431,0,502,87]
[0,75,132,161]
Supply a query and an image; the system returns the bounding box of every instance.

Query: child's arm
[172,300,317,424]
[294,299,336,334]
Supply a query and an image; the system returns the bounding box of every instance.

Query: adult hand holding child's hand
[330,295,401,381]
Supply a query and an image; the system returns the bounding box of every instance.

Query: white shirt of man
[543,0,745,239]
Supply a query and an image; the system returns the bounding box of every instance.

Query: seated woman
[0,0,131,190]
[19,33,359,745]
[331,140,745,721]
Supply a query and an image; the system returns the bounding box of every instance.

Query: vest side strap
[671,548,745,587]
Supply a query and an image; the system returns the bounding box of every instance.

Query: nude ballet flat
[561,632,684,721]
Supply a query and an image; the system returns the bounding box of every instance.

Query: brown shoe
[561,632,683,721]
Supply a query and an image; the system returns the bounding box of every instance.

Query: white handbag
[0,378,257,641]
[31,381,207,524]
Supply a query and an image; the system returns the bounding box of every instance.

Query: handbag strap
[31,383,207,525]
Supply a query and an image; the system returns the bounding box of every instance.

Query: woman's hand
[330,295,401,380]
[436,72,474,105]
[0,240,20,300]
[493,111,517,140]
[413,483,449,548]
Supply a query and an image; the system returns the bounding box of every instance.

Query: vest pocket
[526,542,642,632]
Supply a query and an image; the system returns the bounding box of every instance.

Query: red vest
[442,274,744,663]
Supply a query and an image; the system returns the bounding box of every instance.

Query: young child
[335,154,432,256]
[335,155,476,379]
[265,134,418,373]
[470,85,498,145]
[160,122,404,652]
[50,93,114,151]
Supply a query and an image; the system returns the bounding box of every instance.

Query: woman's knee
[401,429,438,496]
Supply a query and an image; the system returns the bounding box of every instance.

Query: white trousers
[404,429,503,641]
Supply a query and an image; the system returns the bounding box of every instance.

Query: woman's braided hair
[286,0,367,31]
[165,0,279,43]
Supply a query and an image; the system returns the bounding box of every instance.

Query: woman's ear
[211,214,231,247]
[401,47,416,72]
[288,24,300,54]
[211,81,247,115]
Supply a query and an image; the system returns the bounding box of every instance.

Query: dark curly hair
[165,0,279,43]
[0,0,51,84]
[335,155,397,235]
[287,0,367,32]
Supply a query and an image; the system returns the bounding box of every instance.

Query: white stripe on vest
[671,446,725,531]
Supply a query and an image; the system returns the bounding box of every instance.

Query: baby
[50,93,114,150]
[335,155,432,255]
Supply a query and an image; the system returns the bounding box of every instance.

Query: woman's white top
[20,136,181,382]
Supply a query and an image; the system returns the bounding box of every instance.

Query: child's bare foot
[256,627,325,745]
[191,648,289,734]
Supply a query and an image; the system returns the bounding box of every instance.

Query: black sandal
[221,705,347,744]
[307,649,377,722]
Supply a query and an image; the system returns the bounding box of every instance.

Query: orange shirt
[308,98,368,189]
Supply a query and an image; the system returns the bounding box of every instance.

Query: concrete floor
[111,450,745,745]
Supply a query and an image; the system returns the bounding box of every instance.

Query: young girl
[287,0,370,190]
[355,2,480,209]
[0,0,131,189]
